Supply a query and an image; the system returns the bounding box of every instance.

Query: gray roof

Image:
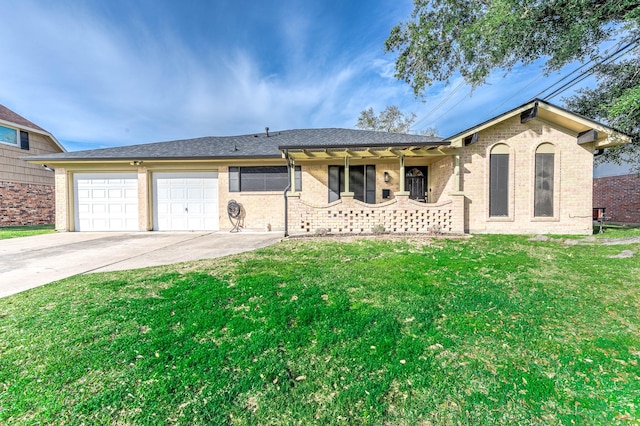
[27,128,447,162]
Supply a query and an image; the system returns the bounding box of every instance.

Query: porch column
[340,155,355,199]
[396,155,410,196]
[344,155,350,193]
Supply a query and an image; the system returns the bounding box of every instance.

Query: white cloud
[1,0,596,150]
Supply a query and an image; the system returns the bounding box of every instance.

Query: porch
[281,137,465,236]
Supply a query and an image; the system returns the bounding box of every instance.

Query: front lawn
[0,235,638,424]
[0,224,55,240]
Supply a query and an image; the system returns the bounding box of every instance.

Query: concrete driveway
[0,231,283,298]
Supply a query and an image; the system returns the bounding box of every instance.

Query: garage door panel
[75,173,138,231]
[170,188,186,198]
[153,172,218,231]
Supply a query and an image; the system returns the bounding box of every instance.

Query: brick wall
[288,194,465,235]
[460,115,594,235]
[0,181,55,226]
[593,173,640,224]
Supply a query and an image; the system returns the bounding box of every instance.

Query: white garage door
[153,172,219,231]
[74,174,139,231]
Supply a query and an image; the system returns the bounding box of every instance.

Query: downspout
[283,149,291,237]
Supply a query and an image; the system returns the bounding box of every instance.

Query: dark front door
[406,167,428,202]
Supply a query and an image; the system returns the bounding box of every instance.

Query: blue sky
[0,0,603,152]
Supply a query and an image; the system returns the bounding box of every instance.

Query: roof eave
[25,153,284,164]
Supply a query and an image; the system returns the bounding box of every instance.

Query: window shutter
[229,167,240,192]
[365,165,376,204]
[20,131,29,150]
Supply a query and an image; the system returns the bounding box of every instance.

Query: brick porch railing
[287,193,465,235]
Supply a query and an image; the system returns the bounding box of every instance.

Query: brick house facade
[593,173,640,224]
[28,100,629,235]
[0,104,65,226]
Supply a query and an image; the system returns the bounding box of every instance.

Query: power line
[474,37,638,120]
[534,37,640,100]
[425,88,474,127]
[411,80,466,132]
[544,41,639,100]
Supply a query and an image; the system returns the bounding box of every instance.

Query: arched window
[490,144,509,217]
[534,143,555,217]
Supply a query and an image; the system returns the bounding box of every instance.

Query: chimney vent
[265,127,270,137]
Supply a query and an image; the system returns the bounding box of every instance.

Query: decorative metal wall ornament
[227,199,242,233]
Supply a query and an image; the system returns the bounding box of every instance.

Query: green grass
[0,224,55,239]
[594,224,640,239]
[1,235,638,424]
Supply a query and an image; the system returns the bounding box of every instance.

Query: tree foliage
[356,106,417,133]
[385,0,640,169]
[385,0,640,94]
[564,58,640,170]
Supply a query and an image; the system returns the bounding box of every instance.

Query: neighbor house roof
[0,104,66,152]
[27,128,447,163]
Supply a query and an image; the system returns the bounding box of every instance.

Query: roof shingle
[28,128,447,162]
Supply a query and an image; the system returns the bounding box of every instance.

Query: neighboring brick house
[0,104,65,226]
[593,172,640,224]
[27,99,629,235]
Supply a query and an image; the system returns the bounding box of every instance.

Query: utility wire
[544,41,639,99]
[535,37,640,100]
[486,37,637,119]
[426,88,475,127]
[412,80,466,131]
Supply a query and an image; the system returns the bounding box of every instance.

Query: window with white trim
[0,125,17,146]
[0,125,29,150]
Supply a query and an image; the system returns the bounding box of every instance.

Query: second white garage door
[153,172,219,231]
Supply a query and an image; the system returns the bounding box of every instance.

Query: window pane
[328,166,341,202]
[0,125,17,145]
[534,153,554,217]
[365,165,376,204]
[294,166,302,192]
[229,167,240,192]
[350,166,365,202]
[490,154,509,216]
[239,166,289,192]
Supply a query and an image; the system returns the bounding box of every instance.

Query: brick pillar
[54,168,69,231]
[137,166,151,230]
[450,193,466,234]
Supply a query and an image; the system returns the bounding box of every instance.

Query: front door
[406,167,428,202]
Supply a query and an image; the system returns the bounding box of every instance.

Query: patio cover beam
[286,146,450,160]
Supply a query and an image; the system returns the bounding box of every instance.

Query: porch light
[384,171,390,183]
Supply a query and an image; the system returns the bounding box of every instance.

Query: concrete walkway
[0,231,282,298]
